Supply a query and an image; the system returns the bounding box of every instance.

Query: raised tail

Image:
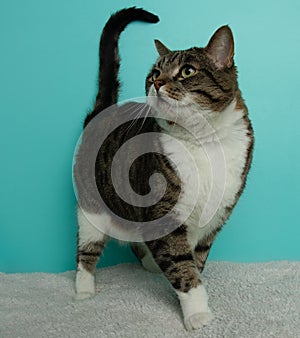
[84,7,159,128]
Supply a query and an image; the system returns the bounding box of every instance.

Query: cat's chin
[147,94,174,107]
[147,94,192,116]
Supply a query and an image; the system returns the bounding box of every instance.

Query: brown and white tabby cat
[74,7,254,331]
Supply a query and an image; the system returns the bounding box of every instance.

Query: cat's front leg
[146,226,214,331]
[75,207,107,300]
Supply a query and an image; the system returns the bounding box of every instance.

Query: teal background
[0,0,299,273]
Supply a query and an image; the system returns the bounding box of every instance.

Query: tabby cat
[74,7,254,331]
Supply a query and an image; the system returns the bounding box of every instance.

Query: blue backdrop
[1,0,299,272]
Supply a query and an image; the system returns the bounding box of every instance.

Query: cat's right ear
[154,39,171,57]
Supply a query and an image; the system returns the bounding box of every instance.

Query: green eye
[181,66,196,78]
[152,69,161,81]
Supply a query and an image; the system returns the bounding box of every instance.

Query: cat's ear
[205,25,234,70]
[154,39,171,57]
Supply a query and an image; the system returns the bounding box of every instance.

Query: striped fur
[75,9,254,331]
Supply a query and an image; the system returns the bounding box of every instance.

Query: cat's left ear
[205,25,234,70]
[154,39,171,57]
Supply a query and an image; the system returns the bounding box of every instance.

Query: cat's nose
[154,79,166,92]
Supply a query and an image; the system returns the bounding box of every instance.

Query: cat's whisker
[135,104,151,135]
[125,104,146,134]
[140,104,151,129]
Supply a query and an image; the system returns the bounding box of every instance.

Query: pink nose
[154,79,166,92]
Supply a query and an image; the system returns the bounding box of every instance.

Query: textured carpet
[0,261,299,338]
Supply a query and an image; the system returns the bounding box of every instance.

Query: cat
[73,7,254,331]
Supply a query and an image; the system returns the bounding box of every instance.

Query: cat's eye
[151,69,161,81]
[180,66,197,79]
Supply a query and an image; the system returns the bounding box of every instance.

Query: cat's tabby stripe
[169,52,181,63]
[199,68,232,93]
[195,244,211,252]
[77,240,106,273]
[172,253,194,263]
[191,89,221,103]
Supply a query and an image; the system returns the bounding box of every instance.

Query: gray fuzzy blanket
[1,261,299,337]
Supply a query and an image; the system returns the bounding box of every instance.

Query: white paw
[74,291,95,301]
[75,263,96,299]
[184,312,214,331]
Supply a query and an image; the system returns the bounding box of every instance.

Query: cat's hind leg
[130,243,161,273]
[194,230,218,273]
[146,225,214,331]
[75,207,108,300]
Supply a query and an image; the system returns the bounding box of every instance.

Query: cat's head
[146,26,238,115]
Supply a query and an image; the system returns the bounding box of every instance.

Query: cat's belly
[159,122,250,248]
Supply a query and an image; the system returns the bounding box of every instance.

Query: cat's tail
[84,7,159,127]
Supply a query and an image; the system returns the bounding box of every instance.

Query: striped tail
[84,7,159,127]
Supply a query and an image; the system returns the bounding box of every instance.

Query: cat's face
[146,26,238,115]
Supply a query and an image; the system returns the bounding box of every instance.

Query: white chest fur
[158,101,251,249]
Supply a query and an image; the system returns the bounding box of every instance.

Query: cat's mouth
[147,94,190,128]
[147,94,175,113]
[156,94,195,110]
[148,93,181,106]
[147,93,195,118]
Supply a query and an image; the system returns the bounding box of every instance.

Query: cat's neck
[155,96,249,146]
